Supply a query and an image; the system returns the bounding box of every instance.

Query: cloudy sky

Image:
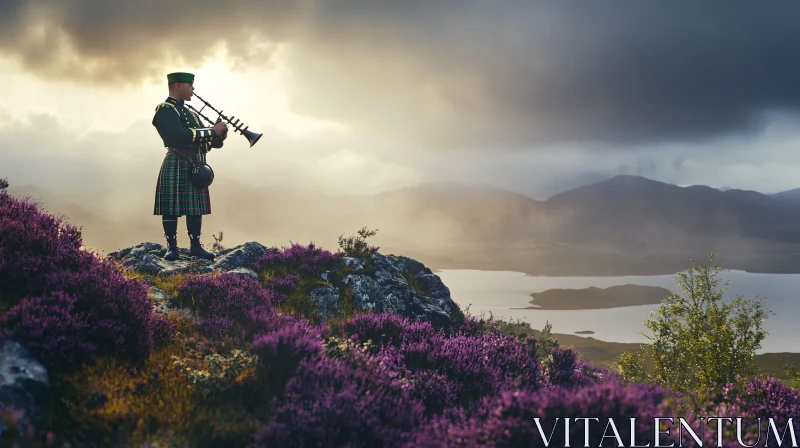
[2,1,800,243]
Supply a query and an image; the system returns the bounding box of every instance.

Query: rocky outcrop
[337,254,457,329]
[108,241,267,279]
[109,241,460,330]
[0,339,51,439]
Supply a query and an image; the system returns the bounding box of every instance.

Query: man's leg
[162,214,180,261]
[187,214,215,261]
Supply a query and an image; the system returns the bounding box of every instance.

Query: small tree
[338,227,380,264]
[616,253,773,412]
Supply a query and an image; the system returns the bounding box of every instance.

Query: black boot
[189,234,215,261]
[162,215,180,261]
[164,234,180,261]
[187,215,215,261]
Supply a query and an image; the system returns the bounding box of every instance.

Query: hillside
[543,331,800,382]
[2,181,799,446]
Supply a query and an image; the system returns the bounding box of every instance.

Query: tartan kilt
[153,152,211,216]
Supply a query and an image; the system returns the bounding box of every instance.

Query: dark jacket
[152,96,224,154]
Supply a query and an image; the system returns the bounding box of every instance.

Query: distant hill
[8,175,800,275]
[544,174,800,244]
[771,187,800,201]
[373,175,800,274]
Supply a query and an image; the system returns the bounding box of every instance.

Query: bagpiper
[152,72,228,261]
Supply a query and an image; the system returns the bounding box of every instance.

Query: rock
[414,272,451,302]
[408,294,454,329]
[109,241,461,330]
[310,285,343,316]
[128,242,164,258]
[344,257,365,271]
[107,242,267,278]
[0,339,51,439]
[211,242,270,271]
[226,267,260,281]
[123,253,169,276]
[344,274,410,315]
[148,287,171,314]
[112,242,215,277]
[314,252,459,330]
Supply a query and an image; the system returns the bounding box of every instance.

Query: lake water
[434,269,800,354]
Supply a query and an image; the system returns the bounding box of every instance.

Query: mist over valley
[10,174,800,276]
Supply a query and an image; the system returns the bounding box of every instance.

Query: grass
[49,300,264,446]
[122,269,194,297]
[396,267,427,297]
[542,331,800,382]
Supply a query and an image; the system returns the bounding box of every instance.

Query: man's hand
[216,118,228,140]
[213,119,228,136]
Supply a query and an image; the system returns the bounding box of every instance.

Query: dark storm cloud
[3,1,800,148]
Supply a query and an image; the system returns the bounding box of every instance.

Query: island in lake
[517,284,673,310]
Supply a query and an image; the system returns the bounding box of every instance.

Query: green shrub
[338,227,380,266]
[616,253,773,413]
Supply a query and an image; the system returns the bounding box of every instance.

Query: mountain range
[8,175,800,276]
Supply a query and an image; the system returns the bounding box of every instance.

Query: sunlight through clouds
[0,42,349,140]
[184,43,350,139]
[2,2,800,201]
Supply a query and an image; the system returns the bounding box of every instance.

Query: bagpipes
[186,92,263,147]
[180,92,263,188]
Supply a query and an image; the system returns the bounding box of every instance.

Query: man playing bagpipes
[152,72,228,261]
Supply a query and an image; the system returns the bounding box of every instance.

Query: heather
[410,381,689,447]
[172,271,278,343]
[2,182,800,447]
[0,187,155,372]
[252,355,426,447]
[709,376,800,447]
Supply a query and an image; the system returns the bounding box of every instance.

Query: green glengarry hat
[167,72,194,83]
